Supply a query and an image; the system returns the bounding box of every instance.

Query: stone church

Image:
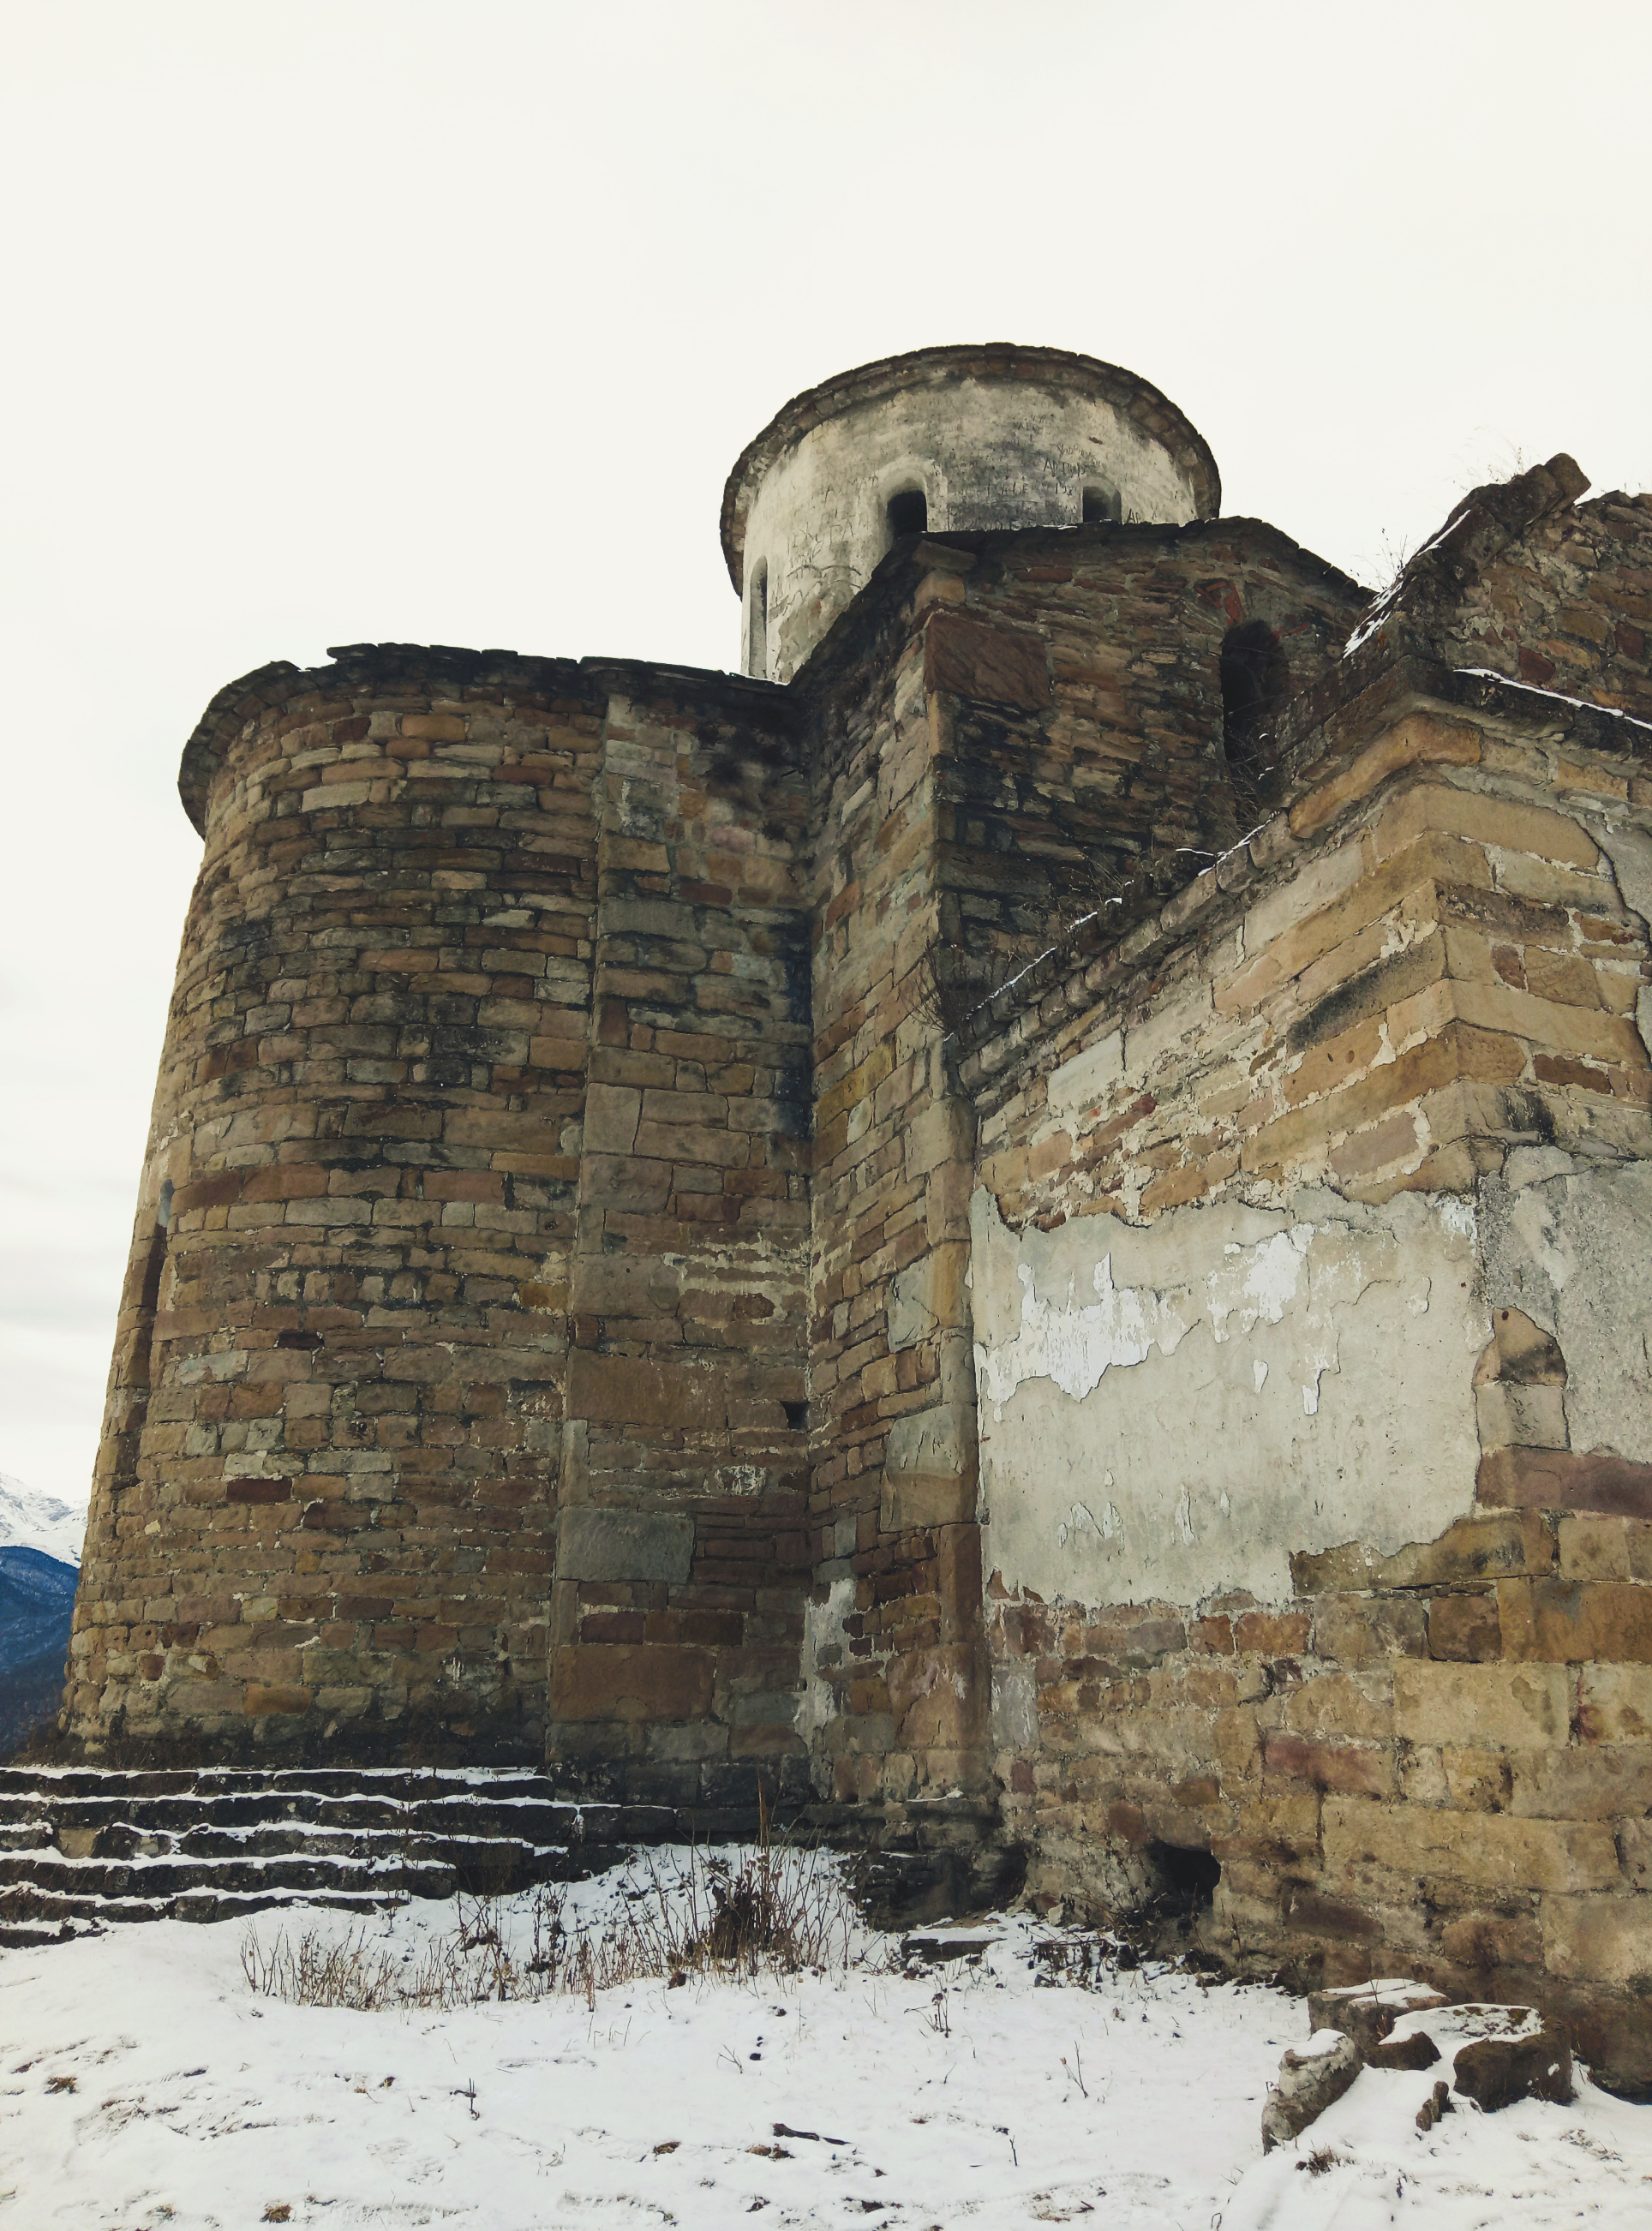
[51,345,1652,2084]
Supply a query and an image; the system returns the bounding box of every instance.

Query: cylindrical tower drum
[722,343,1220,683]
[67,645,601,1762]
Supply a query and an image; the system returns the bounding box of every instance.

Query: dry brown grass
[241,1834,863,2012]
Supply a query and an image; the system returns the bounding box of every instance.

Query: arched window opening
[1220,620,1290,792]
[886,486,928,541]
[1081,482,1122,525]
[747,560,769,678]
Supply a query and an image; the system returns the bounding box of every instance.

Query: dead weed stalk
[242,1814,860,2011]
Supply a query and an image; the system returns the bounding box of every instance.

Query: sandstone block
[566,1351,730,1434]
[1290,719,1483,841]
[556,1508,695,1585]
[243,1684,312,1716]
[1477,1447,1652,1519]
[1558,1516,1631,1582]
[1511,1744,1652,1821]
[1497,1577,1652,1664]
[1375,782,1599,872]
[1279,1671,1392,1743]
[1619,1821,1652,1893]
[549,1644,714,1724]
[584,1084,640,1154]
[1263,1734,1392,1797]
[1393,1659,1569,1749]
[1475,1381,1568,1450]
[1428,1593,1502,1662]
[881,1401,974,1531]
[924,609,1050,712]
[1322,1796,1620,1893]
[1449,2012,1574,2109]
[1577,1664,1652,1744]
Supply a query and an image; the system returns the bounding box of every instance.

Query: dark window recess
[1081,483,1122,525]
[886,487,928,540]
[135,1180,175,1313]
[1145,1839,1221,1915]
[1220,619,1291,795]
[748,560,769,676]
[782,1399,809,1433]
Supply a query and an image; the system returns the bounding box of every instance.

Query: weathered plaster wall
[739,368,1205,683]
[972,1186,1485,1610]
[1481,1159,1652,1470]
[957,684,1652,2088]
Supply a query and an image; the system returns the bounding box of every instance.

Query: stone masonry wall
[793,523,1362,1827]
[1432,490,1652,727]
[547,667,815,1811]
[958,689,1652,2088]
[925,522,1364,1005]
[72,648,603,1761]
[69,648,817,1796]
[798,574,991,1817]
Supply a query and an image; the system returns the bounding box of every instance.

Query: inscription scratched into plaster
[975,1219,1410,1420]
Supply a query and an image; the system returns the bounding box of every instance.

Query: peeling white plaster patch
[1057,1499,1122,1550]
[795,1577,853,1739]
[975,1253,1194,1412]
[1048,1031,1123,1118]
[972,1185,1485,1607]
[1436,1197,1477,1241]
[1510,1187,1573,1290]
[1209,1230,1308,1344]
[977,1211,1391,1427]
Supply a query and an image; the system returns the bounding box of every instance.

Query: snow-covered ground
[1,1856,1649,2229]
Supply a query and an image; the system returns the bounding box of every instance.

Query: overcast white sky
[2,0,1648,1517]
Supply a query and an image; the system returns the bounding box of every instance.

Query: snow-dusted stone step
[0,1882,404,1942]
[0,1765,708,1931]
[0,1849,461,1899]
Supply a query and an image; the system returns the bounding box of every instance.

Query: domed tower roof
[722,343,1220,682]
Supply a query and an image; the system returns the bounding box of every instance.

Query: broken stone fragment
[1305,1978,1447,2057]
[1380,2001,1575,2112]
[1365,2027,1442,2072]
[1416,2079,1452,2132]
[1446,2008,1574,2110]
[1260,2031,1362,2153]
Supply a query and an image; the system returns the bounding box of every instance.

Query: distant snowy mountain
[0,1474,87,1565]
[0,1478,80,1755]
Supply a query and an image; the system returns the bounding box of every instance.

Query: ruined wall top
[722,344,1220,684]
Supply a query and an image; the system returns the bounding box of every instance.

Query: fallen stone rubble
[1261,1977,1575,2151]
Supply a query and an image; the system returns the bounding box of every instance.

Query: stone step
[0,1850,464,1898]
[0,1767,564,1803]
[0,1765,763,1931]
[0,1884,405,1940]
[0,1791,596,1840]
